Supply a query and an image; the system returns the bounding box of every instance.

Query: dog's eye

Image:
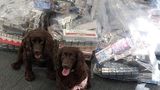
[31,39,36,43]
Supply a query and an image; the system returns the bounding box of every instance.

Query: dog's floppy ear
[43,35,53,55]
[22,33,32,51]
[74,49,87,79]
[76,49,85,69]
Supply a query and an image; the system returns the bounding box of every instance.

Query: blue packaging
[34,0,53,10]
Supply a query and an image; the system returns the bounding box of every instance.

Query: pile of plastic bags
[1,0,159,85]
[0,0,44,51]
[51,0,97,59]
[0,0,97,59]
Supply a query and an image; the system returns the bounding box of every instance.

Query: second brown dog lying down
[11,28,59,81]
[56,47,91,90]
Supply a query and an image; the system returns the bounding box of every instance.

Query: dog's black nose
[62,64,70,69]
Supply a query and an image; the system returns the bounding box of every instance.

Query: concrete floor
[0,51,56,90]
[0,50,160,90]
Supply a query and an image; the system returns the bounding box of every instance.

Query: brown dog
[11,28,59,81]
[56,47,91,90]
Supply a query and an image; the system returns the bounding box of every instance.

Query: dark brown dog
[11,28,59,81]
[56,47,91,90]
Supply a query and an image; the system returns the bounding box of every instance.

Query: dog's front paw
[11,63,21,70]
[47,72,55,80]
[25,71,35,81]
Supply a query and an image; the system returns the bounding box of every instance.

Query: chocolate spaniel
[56,47,91,90]
[11,28,59,81]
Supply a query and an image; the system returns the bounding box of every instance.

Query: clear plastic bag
[0,0,54,51]
[52,0,97,58]
[0,0,43,32]
[94,0,160,85]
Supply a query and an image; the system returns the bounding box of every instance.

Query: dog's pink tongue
[62,68,70,76]
[35,55,41,59]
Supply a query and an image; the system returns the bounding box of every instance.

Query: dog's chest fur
[32,58,47,67]
[71,76,88,90]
